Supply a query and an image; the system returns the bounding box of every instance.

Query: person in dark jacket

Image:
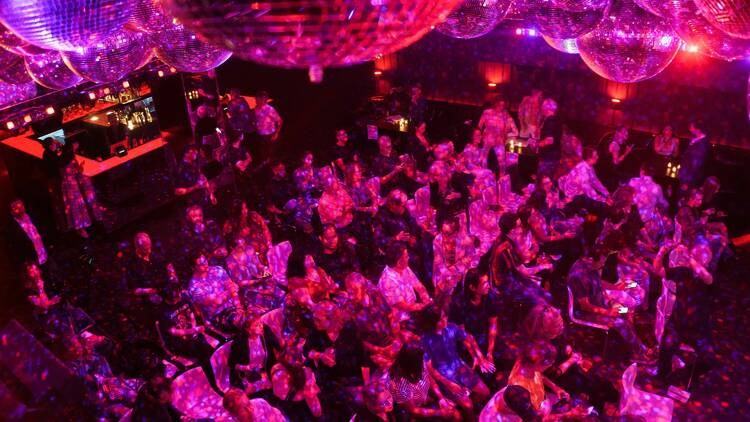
[678,121,711,189]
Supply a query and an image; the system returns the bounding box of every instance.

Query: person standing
[479,97,518,176]
[253,90,282,167]
[537,99,563,179]
[8,198,47,269]
[518,89,543,139]
[679,121,711,190]
[225,88,255,140]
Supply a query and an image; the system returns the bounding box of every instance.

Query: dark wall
[392,28,750,147]
[215,59,376,162]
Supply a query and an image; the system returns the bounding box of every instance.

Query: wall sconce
[479,61,512,86]
[487,82,498,88]
[122,81,130,88]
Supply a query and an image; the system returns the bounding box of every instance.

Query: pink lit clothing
[188,266,240,320]
[628,175,667,222]
[433,232,476,293]
[558,161,609,202]
[654,134,678,157]
[14,214,47,265]
[254,104,281,136]
[378,265,424,322]
[318,185,354,228]
[460,143,487,172]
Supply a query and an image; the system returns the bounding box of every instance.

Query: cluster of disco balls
[0,0,748,95]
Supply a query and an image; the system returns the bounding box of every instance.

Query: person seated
[293,151,320,196]
[179,205,227,269]
[568,253,654,362]
[314,224,360,284]
[223,387,287,422]
[331,128,355,176]
[223,199,273,250]
[377,243,432,323]
[558,147,609,205]
[187,251,247,334]
[131,376,183,422]
[373,189,428,276]
[418,306,491,420]
[318,168,355,229]
[270,335,323,418]
[460,128,487,173]
[174,144,214,206]
[371,135,404,194]
[432,216,477,296]
[388,342,460,420]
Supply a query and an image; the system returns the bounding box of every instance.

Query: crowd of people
[7,86,732,421]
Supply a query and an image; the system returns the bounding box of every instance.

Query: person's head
[689,120,705,137]
[134,232,152,257]
[471,127,482,145]
[691,243,713,268]
[163,285,183,305]
[410,84,422,99]
[611,186,635,209]
[440,216,460,238]
[196,105,210,119]
[520,339,557,372]
[319,224,339,252]
[385,242,409,269]
[256,90,269,105]
[429,160,451,185]
[433,142,454,162]
[223,388,253,422]
[540,175,553,192]
[639,161,654,177]
[183,145,198,163]
[686,188,703,208]
[493,96,506,111]
[9,198,25,218]
[191,250,209,274]
[662,124,673,137]
[186,205,204,226]
[335,129,348,145]
[522,304,564,341]
[464,271,490,301]
[503,385,542,422]
[378,135,392,156]
[583,147,598,165]
[302,150,314,167]
[392,342,425,383]
[386,189,407,214]
[418,305,445,333]
[229,88,241,99]
[615,125,629,141]
[345,272,370,305]
[271,161,286,178]
[531,88,543,99]
[363,379,393,415]
[542,98,557,116]
[345,162,363,185]
[320,166,337,191]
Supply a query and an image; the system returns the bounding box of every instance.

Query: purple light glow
[24,51,83,90]
[61,29,153,83]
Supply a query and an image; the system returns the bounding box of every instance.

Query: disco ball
[62,29,153,83]
[0,79,36,108]
[632,0,691,18]
[547,0,611,11]
[153,24,231,73]
[576,0,681,82]
[129,0,174,34]
[694,0,750,40]
[162,0,462,69]
[532,0,611,39]
[0,22,26,54]
[0,0,133,51]
[24,51,83,90]
[542,34,579,53]
[0,49,32,85]
[436,0,513,39]
[673,1,750,61]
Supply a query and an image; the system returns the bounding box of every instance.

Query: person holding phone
[568,254,654,363]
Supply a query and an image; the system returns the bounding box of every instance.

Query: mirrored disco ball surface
[163,0,462,69]
[62,29,152,83]
[532,0,611,39]
[673,1,750,61]
[633,0,691,18]
[436,0,513,39]
[24,51,83,90]
[0,79,36,108]
[548,0,611,11]
[0,0,133,51]
[0,22,27,54]
[0,49,32,85]
[129,0,174,34]
[694,0,750,40]
[576,0,681,82]
[153,25,231,73]
[542,34,580,53]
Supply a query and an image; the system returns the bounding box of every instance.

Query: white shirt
[378,265,421,321]
[558,161,608,202]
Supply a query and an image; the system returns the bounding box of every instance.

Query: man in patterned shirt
[377,243,432,323]
[628,163,668,223]
[558,147,609,203]
[188,251,246,333]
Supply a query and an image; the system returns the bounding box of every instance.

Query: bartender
[106,113,127,150]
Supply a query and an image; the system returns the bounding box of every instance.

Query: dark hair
[498,212,518,234]
[189,249,207,268]
[320,223,337,237]
[384,242,408,268]
[583,147,597,161]
[417,305,442,333]
[503,385,542,422]
[391,342,425,383]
